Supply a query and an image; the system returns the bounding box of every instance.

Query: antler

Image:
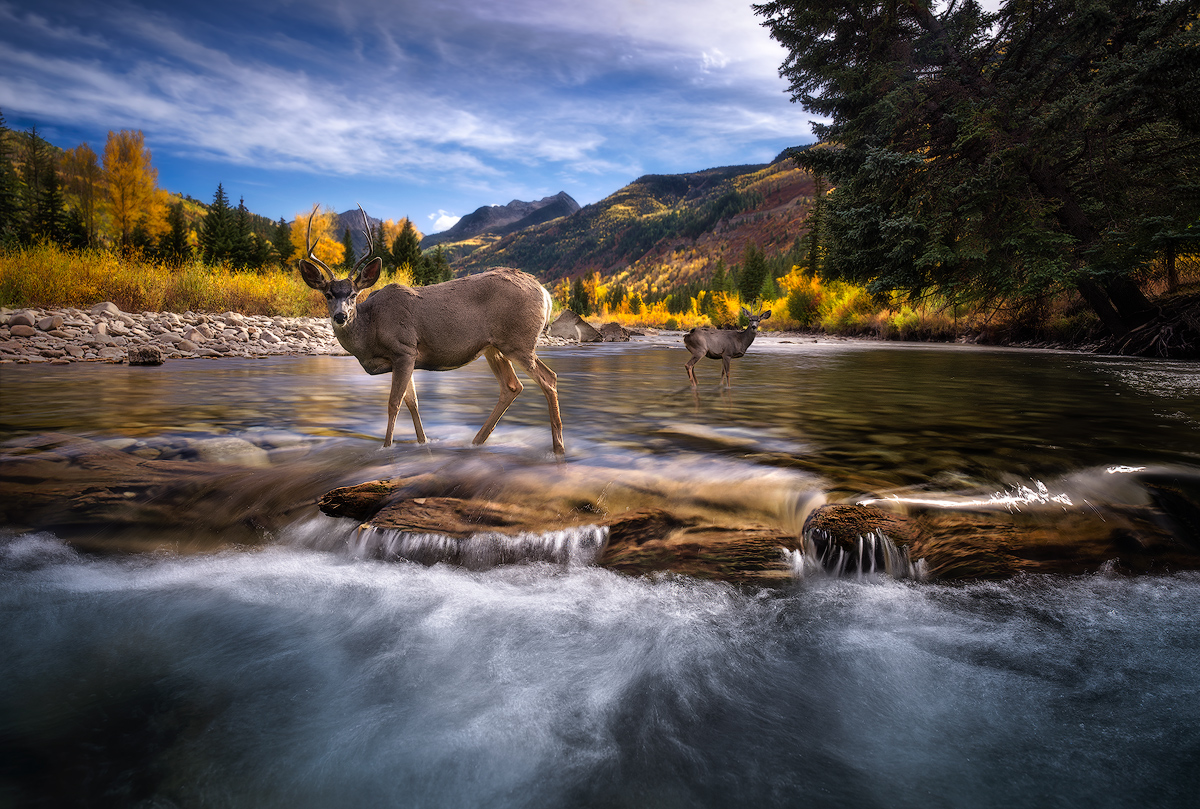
[304,204,335,281]
[354,204,375,277]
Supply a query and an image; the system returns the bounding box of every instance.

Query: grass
[0,244,325,317]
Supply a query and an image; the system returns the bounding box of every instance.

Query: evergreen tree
[568,276,590,315]
[738,244,768,304]
[159,201,192,265]
[709,258,729,293]
[199,183,234,264]
[754,0,1200,344]
[0,110,18,244]
[273,217,295,267]
[340,227,355,270]
[231,196,256,268]
[33,147,65,245]
[391,219,422,279]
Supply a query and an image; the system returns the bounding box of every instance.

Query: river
[2,336,1199,807]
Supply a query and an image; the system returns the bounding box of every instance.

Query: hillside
[447,154,816,291]
[421,192,580,249]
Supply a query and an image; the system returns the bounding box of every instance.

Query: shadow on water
[2,340,1200,806]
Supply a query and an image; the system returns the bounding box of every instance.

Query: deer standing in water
[298,207,564,454]
[684,307,771,387]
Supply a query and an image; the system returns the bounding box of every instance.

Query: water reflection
[2,340,1198,498]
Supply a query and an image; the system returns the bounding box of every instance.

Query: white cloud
[427,210,461,233]
[0,0,814,210]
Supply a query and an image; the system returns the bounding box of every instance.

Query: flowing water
[2,337,1199,807]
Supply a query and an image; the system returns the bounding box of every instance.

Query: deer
[683,307,771,387]
[298,206,564,455]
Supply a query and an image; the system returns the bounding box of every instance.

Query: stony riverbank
[0,302,343,364]
[0,302,578,365]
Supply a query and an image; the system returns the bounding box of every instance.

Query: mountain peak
[421,192,580,248]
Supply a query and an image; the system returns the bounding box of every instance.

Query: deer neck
[330,312,369,357]
[737,325,758,350]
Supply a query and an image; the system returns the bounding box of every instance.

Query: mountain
[421,192,581,249]
[332,209,382,260]
[447,153,816,290]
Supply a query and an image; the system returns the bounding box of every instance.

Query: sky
[0,0,819,233]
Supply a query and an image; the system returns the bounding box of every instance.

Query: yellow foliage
[0,244,324,317]
[290,207,345,268]
[102,130,168,247]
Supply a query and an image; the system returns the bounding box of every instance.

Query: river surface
[2,336,1200,807]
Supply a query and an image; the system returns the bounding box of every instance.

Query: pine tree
[340,227,355,270]
[568,276,590,315]
[230,196,256,268]
[0,110,18,244]
[709,258,728,293]
[159,201,192,265]
[738,244,767,304]
[391,219,422,279]
[273,217,295,267]
[199,183,233,264]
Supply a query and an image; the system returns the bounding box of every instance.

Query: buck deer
[684,307,771,387]
[298,207,564,454]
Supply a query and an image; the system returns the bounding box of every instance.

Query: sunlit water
[2,337,1199,806]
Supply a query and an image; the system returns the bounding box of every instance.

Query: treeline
[754,0,1200,355]
[0,111,290,269]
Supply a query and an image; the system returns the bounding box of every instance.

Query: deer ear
[760,310,771,320]
[740,306,750,318]
[355,257,383,291]
[298,259,329,290]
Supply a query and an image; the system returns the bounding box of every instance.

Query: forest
[2,0,1197,355]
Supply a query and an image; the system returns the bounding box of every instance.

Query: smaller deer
[298,206,564,454]
[684,307,771,387]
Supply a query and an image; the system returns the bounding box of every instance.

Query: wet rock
[187,436,271,467]
[801,501,1200,580]
[0,433,329,549]
[318,476,795,584]
[548,310,602,342]
[128,345,164,366]
[600,322,631,342]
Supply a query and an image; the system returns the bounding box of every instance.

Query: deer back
[354,268,550,371]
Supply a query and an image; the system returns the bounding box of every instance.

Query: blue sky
[0,0,817,233]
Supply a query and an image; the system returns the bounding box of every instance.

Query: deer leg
[721,356,732,387]
[523,355,565,456]
[403,375,426,444]
[474,346,523,446]
[385,358,417,448]
[685,353,700,387]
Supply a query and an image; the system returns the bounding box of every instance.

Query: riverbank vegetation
[0,243,325,317]
[752,0,1200,357]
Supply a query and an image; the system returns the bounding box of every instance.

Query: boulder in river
[548,310,601,342]
[600,322,630,342]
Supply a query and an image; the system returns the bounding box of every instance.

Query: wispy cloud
[0,0,813,218]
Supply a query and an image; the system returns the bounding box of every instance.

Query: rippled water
[2,337,1199,806]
